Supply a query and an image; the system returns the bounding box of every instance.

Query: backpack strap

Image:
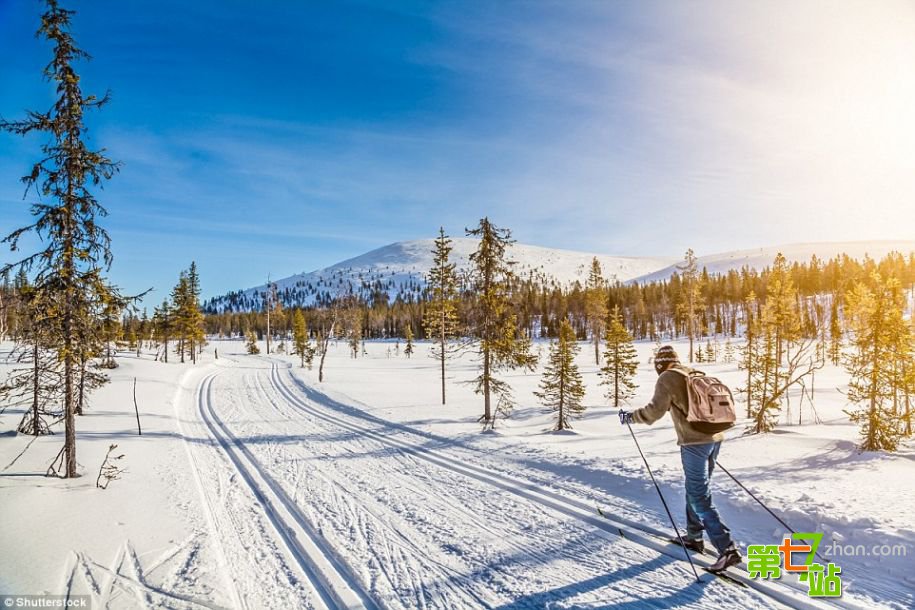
[666,366,705,379]
[663,365,695,417]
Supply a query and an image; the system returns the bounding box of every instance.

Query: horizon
[3,1,915,301]
[213,235,915,304]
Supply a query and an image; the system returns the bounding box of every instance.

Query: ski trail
[268,361,857,610]
[174,370,247,610]
[237,360,774,609]
[246,372,506,609]
[197,373,379,610]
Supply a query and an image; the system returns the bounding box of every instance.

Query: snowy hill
[206,239,915,312]
[632,240,915,283]
[205,238,675,312]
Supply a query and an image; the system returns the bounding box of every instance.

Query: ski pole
[715,461,829,563]
[626,422,702,584]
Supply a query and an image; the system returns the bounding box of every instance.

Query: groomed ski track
[181,357,861,609]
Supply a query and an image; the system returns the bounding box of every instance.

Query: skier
[619,345,741,573]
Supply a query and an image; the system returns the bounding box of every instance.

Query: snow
[634,240,915,283]
[206,238,915,312]
[205,238,676,311]
[1,338,912,609]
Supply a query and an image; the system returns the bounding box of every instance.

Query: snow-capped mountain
[205,239,915,312]
[634,240,915,283]
[204,238,674,312]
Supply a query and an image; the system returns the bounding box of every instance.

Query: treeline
[199,218,914,450]
[201,250,915,349]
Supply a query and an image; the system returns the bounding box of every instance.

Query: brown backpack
[670,367,736,433]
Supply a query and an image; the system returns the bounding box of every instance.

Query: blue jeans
[680,442,734,555]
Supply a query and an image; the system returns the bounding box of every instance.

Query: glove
[618,410,633,425]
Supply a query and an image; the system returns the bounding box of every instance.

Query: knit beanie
[654,345,680,374]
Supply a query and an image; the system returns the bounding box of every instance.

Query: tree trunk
[31,340,40,434]
[440,323,446,405]
[482,348,491,425]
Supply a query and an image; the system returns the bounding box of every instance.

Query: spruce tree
[404,322,414,358]
[3,280,62,435]
[599,305,639,407]
[585,258,608,365]
[829,297,843,366]
[465,218,537,428]
[245,329,261,355]
[535,319,586,431]
[1,0,120,476]
[676,249,704,362]
[292,309,315,369]
[184,262,206,363]
[152,299,172,362]
[423,228,460,404]
[844,273,908,451]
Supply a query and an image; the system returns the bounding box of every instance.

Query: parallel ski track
[245,372,511,609]
[178,372,247,610]
[267,361,866,610]
[197,372,380,610]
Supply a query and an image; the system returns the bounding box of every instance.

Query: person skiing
[619,345,741,573]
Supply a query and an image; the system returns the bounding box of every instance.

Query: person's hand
[618,410,633,425]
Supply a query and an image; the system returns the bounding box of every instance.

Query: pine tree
[745,270,822,434]
[535,319,586,431]
[748,302,781,432]
[152,299,172,362]
[404,322,414,358]
[676,249,704,362]
[423,227,460,404]
[723,338,735,364]
[465,218,537,428]
[585,258,608,365]
[98,289,122,369]
[343,297,362,358]
[245,329,261,355]
[844,273,908,451]
[766,253,802,366]
[292,309,315,369]
[739,292,758,417]
[1,0,121,476]
[829,297,842,366]
[599,305,639,407]
[2,280,62,435]
[185,262,206,363]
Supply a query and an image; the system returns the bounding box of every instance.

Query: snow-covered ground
[1,338,912,609]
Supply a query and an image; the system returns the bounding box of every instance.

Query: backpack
[670,368,736,433]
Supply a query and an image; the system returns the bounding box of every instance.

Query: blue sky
[2,1,914,301]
